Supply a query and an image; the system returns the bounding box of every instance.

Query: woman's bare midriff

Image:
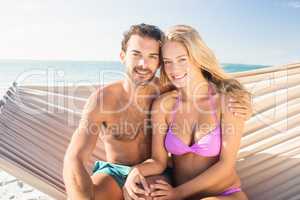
[172,153,241,198]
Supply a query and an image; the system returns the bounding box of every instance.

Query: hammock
[1,63,300,200]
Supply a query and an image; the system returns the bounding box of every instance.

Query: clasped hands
[123,168,181,200]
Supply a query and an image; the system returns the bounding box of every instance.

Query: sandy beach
[0,170,52,200]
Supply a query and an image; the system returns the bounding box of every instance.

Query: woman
[125,25,251,200]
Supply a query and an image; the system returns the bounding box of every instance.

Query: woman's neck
[179,79,210,102]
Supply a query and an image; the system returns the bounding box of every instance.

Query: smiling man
[62,23,252,200]
[63,24,166,200]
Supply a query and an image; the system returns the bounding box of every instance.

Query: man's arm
[227,92,252,120]
[63,89,104,200]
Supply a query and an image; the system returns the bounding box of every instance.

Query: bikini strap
[208,83,219,125]
[169,94,181,128]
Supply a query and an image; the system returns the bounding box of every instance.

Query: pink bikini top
[164,83,221,157]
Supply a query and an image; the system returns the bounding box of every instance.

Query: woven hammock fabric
[0,63,300,200]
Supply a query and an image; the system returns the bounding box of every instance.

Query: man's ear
[120,50,126,64]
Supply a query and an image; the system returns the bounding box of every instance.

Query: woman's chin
[171,82,186,89]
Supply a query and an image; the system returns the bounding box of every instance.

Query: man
[63,23,252,200]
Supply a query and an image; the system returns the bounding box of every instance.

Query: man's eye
[164,61,171,65]
[132,53,139,56]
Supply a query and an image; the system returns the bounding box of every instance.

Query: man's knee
[91,173,123,200]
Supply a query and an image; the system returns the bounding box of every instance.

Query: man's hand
[227,93,252,120]
[123,167,150,200]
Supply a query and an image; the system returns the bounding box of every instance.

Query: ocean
[0,60,269,97]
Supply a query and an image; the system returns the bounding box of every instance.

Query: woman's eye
[163,61,171,65]
[179,58,186,62]
[150,55,158,59]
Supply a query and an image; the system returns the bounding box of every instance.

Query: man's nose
[138,58,148,68]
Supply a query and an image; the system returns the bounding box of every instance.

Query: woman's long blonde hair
[160,25,251,99]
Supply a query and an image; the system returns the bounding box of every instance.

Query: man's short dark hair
[121,23,164,52]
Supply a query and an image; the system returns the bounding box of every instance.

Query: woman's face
[162,41,195,88]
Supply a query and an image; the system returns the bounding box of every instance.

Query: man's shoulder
[84,81,122,114]
[97,80,122,94]
[92,81,123,100]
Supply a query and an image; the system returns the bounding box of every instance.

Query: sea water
[0,59,269,97]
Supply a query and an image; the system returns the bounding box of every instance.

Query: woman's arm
[173,94,246,199]
[124,95,170,198]
[135,96,170,175]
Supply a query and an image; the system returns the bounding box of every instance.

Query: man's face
[120,35,160,86]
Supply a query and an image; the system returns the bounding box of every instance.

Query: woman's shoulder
[155,89,178,103]
[152,90,178,113]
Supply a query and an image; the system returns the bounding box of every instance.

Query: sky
[0,0,299,65]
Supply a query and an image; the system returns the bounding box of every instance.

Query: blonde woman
[124,25,250,200]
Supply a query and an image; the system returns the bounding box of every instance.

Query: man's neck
[123,77,159,93]
[121,78,159,106]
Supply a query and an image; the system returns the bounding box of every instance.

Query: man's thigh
[91,173,123,200]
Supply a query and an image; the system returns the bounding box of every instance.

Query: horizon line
[0,58,272,66]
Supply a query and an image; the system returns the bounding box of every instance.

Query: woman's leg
[200,191,248,200]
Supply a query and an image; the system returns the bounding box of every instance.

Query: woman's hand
[123,167,150,200]
[150,180,181,200]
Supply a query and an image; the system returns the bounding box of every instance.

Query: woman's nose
[169,63,181,71]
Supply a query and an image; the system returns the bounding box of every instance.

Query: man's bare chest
[101,105,151,140]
